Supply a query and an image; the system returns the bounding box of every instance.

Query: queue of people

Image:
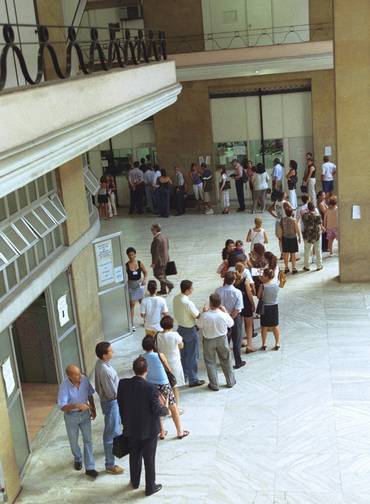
[58,178,339,495]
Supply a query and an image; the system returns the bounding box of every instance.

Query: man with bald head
[57,364,98,478]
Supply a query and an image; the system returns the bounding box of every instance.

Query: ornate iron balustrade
[0,23,167,92]
[165,22,333,53]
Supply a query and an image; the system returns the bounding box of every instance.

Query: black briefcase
[113,433,130,458]
[165,261,177,276]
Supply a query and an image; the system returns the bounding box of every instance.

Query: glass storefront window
[26,247,37,271]
[37,177,46,197]
[35,240,45,263]
[28,181,37,202]
[7,192,18,215]
[0,271,6,298]
[52,228,62,248]
[8,396,30,471]
[215,141,248,167]
[6,261,17,289]
[17,255,28,281]
[0,198,6,222]
[44,234,54,255]
[45,172,54,192]
[18,187,28,209]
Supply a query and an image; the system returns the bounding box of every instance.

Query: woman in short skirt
[279,206,301,274]
[126,247,147,330]
[258,268,281,351]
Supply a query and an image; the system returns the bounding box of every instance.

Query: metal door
[93,232,131,342]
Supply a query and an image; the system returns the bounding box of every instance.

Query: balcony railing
[165,22,333,54]
[0,22,167,93]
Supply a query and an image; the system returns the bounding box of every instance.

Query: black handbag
[300,184,308,193]
[165,261,177,276]
[256,299,265,316]
[113,433,130,458]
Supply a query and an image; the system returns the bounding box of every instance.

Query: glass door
[0,328,30,473]
[93,232,131,342]
[47,270,83,378]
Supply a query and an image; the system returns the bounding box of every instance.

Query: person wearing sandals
[142,336,189,440]
[156,316,185,408]
[279,207,301,274]
[219,167,231,214]
[234,262,256,353]
[126,247,148,331]
[258,269,281,351]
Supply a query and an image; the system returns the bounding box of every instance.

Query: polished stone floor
[18,205,370,504]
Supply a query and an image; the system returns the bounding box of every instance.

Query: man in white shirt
[173,280,205,388]
[272,158,283,192]
[152,165,162,214]
[321,156,336,195]
[140,280,169,336]
[215,272,246,369]
[198,293,236,391]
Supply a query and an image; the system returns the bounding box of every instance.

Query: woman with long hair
[219,166,231,214]
[258,268,281,351]
[234,262,256,353]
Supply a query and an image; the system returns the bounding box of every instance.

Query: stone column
[333,0,370,282]
[309,0,334,41]
[57,158,103,374]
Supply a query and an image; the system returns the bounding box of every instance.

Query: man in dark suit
[117,356,168,497]
[150,223,174,295]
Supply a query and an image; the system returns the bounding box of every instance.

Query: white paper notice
[324,146,332,156]
[114,266,124,283]
[95,240,115,287]
[352,205,361,220]
[2,357,15,398]
[57,294,69,327]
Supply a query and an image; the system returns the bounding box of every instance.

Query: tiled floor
[22,383,58,441]
[18,206,370,504]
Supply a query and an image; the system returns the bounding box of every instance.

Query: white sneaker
[205,208,214,215]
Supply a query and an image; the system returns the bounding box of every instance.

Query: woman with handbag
[286,160,298,210]
[156,315,185,407]
[126,247,148,330]
[219,167,231,214]
[142,336,189,440]
[234,262,256,353]
[257,269,281,351]
[278,207,301,274]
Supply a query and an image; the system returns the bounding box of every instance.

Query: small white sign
[324,146,332,156]
[352,205,361,220]
[114,266,124,283]
[2,357,15,398]
[57,294,70,327]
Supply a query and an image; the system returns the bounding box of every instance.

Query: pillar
[309,0,334,41]
[333,0,370,282]
[57,157,104,374]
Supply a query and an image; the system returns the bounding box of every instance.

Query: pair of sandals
[159,430,190,440]
[285,267,298,274]
[261,345,280,351]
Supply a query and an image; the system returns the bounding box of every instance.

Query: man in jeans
[173,280,205,388]
[94,342,124,475]
[216,272,246,369]
[198,293,236,391]
[57,364,98,478]
[302,201,323,272]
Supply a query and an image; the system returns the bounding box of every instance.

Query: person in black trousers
[117,356,168,497]
[232,160,245,212]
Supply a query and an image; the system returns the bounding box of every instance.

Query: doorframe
[45,268,85,380]
[93,231,132,341]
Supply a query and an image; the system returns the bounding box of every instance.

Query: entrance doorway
[12,294,58,442]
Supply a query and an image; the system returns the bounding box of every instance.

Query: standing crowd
[59,151,338,496]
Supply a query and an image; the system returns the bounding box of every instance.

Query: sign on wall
[1,357,15,398]
[95,240,115,287]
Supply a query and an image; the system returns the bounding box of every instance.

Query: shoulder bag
[165,261,177,276]
[113,433,130,458]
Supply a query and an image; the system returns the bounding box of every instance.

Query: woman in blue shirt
[142,336,189,440]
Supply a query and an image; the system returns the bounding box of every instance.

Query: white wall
[202,0,309,49]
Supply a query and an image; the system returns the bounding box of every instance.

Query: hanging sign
[2,357,15,398]
[57,294,70,327]
[95,240,115,287]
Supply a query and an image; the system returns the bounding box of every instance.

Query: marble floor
[18,206,370,504]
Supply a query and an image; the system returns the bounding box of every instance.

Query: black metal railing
[0,22,167,93]
[165,22,333,53]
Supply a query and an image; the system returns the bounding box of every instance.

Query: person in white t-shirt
[272,158,283,192]
[198,293,236,391]
[140,280,169,336]
[321,156,336,195]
